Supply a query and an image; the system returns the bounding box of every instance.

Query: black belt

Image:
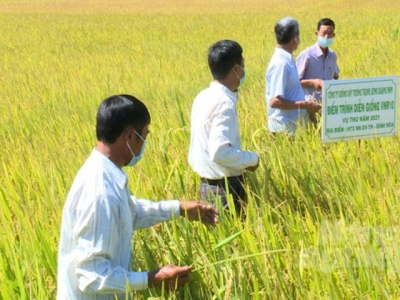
[201,175,244,186]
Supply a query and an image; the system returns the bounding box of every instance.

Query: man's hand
[300,78,323,90]
[303,101,322,114]
[179,201,219,226]
[311,78,323,90]
[148,264,193,290]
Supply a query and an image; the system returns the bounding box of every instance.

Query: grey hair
[274,17,299,45]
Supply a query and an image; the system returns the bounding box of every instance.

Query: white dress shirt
[57,149,180,300]
[188,81,258,179]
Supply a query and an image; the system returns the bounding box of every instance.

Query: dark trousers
[199,175,246,214]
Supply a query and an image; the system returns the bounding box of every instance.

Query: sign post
[322,76,398,143]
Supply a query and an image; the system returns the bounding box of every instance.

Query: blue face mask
[240,67,246,86]
[318,36,334,48]
[126,131,146,167]
[235,65,246,87]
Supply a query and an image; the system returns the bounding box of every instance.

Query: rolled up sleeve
[130,197,180,230]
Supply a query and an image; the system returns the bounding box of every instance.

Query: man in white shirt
[265,17,321,134]
[188,40,259,214]
[57,94,219,300]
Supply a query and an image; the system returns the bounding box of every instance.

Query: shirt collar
[209,81,238,103]
[275,47,293,60]
[314,42,329,57]
[92,148,128,190]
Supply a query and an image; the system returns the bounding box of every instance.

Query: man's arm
[208,102,259,171]
[270,95,321,113]
[76,197,217,294]
[132,198,219,228]
[333,53,340,79]
[144,202,219,289]
[131,198,180,229]
[74,196,150,293]
[300,78,323,90]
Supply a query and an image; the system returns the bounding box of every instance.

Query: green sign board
[322,76,398,143]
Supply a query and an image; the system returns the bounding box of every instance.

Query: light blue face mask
[235,65,246,87]
[126,131,146,167]
[318,36,334,48]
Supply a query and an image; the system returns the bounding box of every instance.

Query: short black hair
[317,18,335,30]
[208,40,243,80]
[96,94,150,144]
[275,17,299,45]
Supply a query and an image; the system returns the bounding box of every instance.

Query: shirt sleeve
[208,101,258,170]
[130,197,180,229]
[296,51,308,80]
[334,56,340,76]
[74,195,148,294]
[267,61,289,99]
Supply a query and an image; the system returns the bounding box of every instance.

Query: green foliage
[1,0,400,298]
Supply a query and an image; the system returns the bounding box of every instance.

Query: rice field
[1,0,400,299]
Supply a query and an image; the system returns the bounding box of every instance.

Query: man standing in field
[57,94,219,300]
[296,18,340,104]
[266,17,321,135]
[188,40,259,215]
